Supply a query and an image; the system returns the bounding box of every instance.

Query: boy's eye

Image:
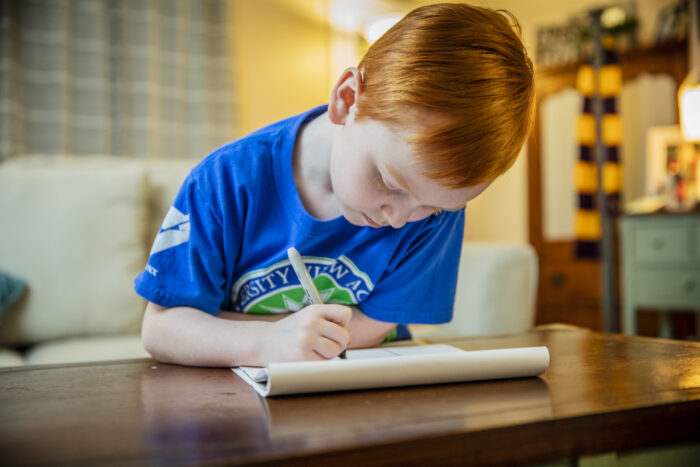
[375,172,402,195]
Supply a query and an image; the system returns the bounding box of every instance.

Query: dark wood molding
[527,40,688,330]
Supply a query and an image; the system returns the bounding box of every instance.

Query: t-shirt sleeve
[358,210,465,325]
[134,173,231,315]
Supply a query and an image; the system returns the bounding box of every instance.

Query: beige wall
[229,0,684,245]
[229,0,333,137]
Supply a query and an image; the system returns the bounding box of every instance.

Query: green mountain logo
[231,255,374,314]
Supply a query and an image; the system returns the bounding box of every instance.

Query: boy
[135,3,534,367]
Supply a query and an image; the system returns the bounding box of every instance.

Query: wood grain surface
[1,328,699,466]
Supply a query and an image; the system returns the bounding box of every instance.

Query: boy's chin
[343,215,366,227]
[340,209,374,228]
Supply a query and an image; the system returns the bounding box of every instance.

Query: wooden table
[1,328,699,466]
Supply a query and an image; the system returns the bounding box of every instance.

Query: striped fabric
[574,37,623,258]
[0,0,234,161]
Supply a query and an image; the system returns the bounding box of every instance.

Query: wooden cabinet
[527,41,688,330]
[621,214,700,337]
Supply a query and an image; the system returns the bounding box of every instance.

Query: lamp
[679,68,700,141]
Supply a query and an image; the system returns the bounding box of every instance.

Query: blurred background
[1,0,698,340]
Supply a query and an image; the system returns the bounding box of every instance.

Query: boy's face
[329,113,491,229]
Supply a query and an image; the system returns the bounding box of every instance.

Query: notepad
[233,345,550,397]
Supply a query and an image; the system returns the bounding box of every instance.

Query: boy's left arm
[347,307,396,348]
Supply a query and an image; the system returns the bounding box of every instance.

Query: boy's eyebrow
[382,163,416,197]
[383,162,467,211]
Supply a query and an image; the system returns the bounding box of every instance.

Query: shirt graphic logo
[231,255,374,314]
[150,206,191,255]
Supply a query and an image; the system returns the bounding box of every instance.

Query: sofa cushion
[24,335,151,365]
[0,156,148,346]
[450,243,537,335]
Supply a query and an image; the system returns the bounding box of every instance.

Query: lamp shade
[679,68,700,141]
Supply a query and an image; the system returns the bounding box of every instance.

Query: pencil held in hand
[287,247,348,359]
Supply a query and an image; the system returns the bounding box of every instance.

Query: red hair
[355,3,534,188]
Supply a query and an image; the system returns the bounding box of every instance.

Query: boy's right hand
[264,304,352,362]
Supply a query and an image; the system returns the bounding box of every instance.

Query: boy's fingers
[317,317,351,349]
[319,304,352,327]
[315,334,350,360]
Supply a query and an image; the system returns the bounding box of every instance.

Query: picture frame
[646,125,684,195]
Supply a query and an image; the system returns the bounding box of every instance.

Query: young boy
[135,3,534,368]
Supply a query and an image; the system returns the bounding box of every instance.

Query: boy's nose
[381,205,408,229]
[382,203,431,228]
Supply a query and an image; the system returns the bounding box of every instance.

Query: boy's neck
[292,112,340,220]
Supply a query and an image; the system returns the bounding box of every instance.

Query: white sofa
[411,242,538,340]
[0,155,538,367]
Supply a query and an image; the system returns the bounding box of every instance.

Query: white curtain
[0,0,234,160]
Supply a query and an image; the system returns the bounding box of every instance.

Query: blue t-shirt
[134,106,465,333]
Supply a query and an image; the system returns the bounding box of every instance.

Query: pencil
[287,247,347,359]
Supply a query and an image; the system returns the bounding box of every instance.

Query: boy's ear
[328,67,362,125]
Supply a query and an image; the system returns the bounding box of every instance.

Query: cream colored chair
[411,243,538,339]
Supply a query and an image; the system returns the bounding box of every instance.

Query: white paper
[233,345,550,397]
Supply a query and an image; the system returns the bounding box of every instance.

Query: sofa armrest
[411,242,538,339]
[0,156,149,347]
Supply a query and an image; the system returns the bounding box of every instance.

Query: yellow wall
[229,0,334,138]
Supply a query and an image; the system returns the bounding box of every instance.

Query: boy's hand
[264,304,352,362]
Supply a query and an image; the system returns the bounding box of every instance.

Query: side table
[621,213,700,337]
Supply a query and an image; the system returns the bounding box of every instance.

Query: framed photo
[646,124,700,209]
[646,125,683,195]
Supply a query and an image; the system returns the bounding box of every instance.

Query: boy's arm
[222,306,396,348]
[141,302,351,367]
[346,307,397,348]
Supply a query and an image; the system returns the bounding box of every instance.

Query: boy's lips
[363,214,384,228]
